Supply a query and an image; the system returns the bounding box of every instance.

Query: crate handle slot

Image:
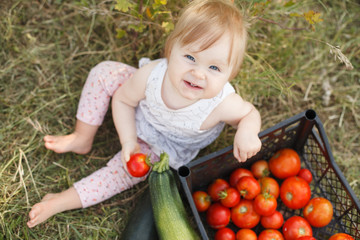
[178,166,190,178]
[305,109,317,120]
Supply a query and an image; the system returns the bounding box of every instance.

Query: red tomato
[206,203,231,229]
[192,191,211,212]
[296,237,316,240]
[261,210,284,229]
[280,176,311,209]
[251,160,270,179]
[268,148,301,179]
[126,153,150,177]
[328,233,355,240]
[215,227,236,240]
[297,169,313,184]
[282,216,313,240]
[236,176,261,200]
[231,199,260,229]
[303,197,333,227]
[259,176,280,199]
[254,192,277,216]
[208,179,230,201]
[229,168,254,187]
[259,229,284,240]
[219,187,241,208]
[236,229,257,240]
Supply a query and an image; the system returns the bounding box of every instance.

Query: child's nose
[191,69,205,80]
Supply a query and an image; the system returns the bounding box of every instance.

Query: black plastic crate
[178,109,360,240]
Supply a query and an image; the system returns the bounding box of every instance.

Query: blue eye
[210,65,220,71]
[185,55,195,62]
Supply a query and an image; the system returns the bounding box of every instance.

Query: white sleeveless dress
[135,58,235,169]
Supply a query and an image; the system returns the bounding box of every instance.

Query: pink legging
[72,61,159,208]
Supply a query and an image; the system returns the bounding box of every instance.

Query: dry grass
[0,0,359,239]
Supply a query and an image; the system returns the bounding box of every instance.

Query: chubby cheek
[200,84,221,99]
[167,66,180,82]
[211,79,228,92]
[168,62,187,80]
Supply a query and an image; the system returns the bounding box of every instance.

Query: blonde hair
[164,0,247,79]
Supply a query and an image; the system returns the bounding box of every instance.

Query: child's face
[166,33,233,103]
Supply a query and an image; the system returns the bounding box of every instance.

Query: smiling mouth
[185,80,202,89]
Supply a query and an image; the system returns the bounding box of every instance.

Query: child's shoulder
[134,59,163,80]
[138,58,163,72]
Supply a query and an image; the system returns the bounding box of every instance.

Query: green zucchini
[149,152,200,240]
[121,188,158,240]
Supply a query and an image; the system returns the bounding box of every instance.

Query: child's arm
[111,61,158,166]
[233,105,261,162]
[204,93,262,163]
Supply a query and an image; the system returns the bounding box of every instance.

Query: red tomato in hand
[215,228,236,240]
[206,203,231,229]
[303,197,333,227]
[296,237,316,240]
[251,160,270,179]
[259,176,280,199]
[259,229,284,240]
[208,179,230,201]
[229,168,253,187]
[126,153,150,177]
[254,192,277,216]
[261,210,284,229]
[328,233,354,240]
[269,148,301,179]
[282,216,313,240]
[192,191,211,212]
[231,199,260,229]
[219,187,240,208]
[236,229,257,240]
[236,176,261,200]
[297,169,313,184]
[280,176,311,209]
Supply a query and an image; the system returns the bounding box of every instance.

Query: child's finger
[233,147,240,162]
[247,152,255,159]
[121,152,129,173]
[239,152,247,162]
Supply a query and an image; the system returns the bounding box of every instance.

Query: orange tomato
[192,191,211,212]
[269,148,301,179]
[280,176,311,210]
[328,233,354,240]
[303,197,333,227]
[251,160,270,179]
[259,176,280,199]
[236,229,257,240]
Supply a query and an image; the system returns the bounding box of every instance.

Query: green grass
[1,0,359,239]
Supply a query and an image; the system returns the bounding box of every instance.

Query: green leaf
[116,29,127,39]
[284,0,295,8]
[155,0,167,5]
[115,0,134,12]
[161,21,174,33]
[128,23,146,33]
[303,10,323,25]
[289,12,301,18]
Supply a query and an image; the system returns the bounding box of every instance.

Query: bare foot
[44,133,92,154]
[27,193,63,228]
[27,188,82,228]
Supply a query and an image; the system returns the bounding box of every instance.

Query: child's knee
[90,61,119,75]
[89,61,135,86]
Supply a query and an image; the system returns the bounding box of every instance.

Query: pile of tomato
[192,148,354,240]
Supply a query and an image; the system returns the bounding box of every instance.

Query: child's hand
[121,141,141,171]
[233,131,261,163]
